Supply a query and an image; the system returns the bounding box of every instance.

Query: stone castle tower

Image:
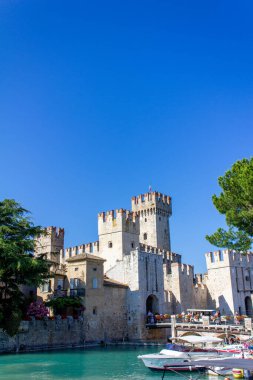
[97,192,172,272]
[205,250,253,316]
[131,192,172,251]
[98,209,140,271]
[34,226,65,264]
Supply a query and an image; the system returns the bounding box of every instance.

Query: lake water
[0,345,212,380]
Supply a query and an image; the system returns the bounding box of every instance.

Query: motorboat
[138,335,234,371]
[171,358,253,377]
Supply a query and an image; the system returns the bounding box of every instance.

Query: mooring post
[171,315,177,338]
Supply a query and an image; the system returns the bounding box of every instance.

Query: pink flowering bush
[27,301,49,319]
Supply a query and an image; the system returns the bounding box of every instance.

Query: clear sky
[0,0,252,272]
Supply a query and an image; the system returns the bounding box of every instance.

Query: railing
[146,315,252,335]
[52,288,85,298]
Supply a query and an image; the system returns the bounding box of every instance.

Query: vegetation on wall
[206,158,253,251]
[0,199,50,336]
[46,296,83,314]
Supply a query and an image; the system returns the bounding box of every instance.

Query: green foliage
[0,199,50,336]
[46,297,82,313]
[206,158,253,251]
[206,227,252,251]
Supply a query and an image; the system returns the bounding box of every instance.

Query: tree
[46,296,83,315]
[206,158,253,251]
[0,199,50,336]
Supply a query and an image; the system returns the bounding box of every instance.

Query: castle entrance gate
[146,294,159,314]
[245,296,253,316]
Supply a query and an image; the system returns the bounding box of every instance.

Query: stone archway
[245,296,253,316]
[146,294,159,314]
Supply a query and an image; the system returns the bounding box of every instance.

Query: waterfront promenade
[146,315,253,340]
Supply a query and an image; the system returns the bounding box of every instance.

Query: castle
[35,191,253,341]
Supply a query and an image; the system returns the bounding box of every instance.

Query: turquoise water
[0,345,203,380]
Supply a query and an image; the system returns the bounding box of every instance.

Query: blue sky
[0,0,252,272]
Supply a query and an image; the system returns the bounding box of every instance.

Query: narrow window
[92,278,98,289]
[145,218,147,222]
[108,241,113,248]
[131,242,134,248]
[143,233,147,240]
[93,307,97,315]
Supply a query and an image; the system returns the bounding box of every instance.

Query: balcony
[52,288,85,298]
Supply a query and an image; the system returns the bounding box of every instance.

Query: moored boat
[138,336,232,371]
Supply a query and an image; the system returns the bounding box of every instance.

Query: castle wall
[165,263,195,314]
[0,320,86,353]
[106,247,165,340]
[193,284,208,310]
[205,251,253,315]
[62,241,99,263]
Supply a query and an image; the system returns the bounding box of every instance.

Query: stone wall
[0,311,129,354]
[0,319,85,353]
[205,251,253,315]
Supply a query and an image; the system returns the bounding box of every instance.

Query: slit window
[92,278,98,289]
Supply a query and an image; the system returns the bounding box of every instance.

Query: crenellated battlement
[205,250,253,268]
[63,241,99,260]
[44,226,65,238]
[180,263,193,275]
[171,261,193,276]
[131,191,172,215]
[139,243,164,255]
[138,243,181,263]
[98,209,139,222]
[34,226,64,258]
[98,209,139,235]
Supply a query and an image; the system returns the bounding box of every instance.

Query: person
[147,310,155,324]
[234,311,240,325]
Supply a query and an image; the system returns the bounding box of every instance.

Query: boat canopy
[172,335,223,344]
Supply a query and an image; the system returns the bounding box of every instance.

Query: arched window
[108,241,113,248]
[143,233,147,240]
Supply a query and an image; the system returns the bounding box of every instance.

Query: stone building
[34,191,253,342]
[204,250,253,316]
[35,191,196,340]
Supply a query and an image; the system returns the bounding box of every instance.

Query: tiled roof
[66,253,106,262]
[103,276,128,289]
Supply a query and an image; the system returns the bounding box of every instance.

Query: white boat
[138,336,233,371]
[177,358,253,376]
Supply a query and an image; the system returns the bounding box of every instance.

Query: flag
[149,185,152,192]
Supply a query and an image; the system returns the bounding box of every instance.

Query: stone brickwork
[164,262,195,314]
[97,209,139,272]
[131,192,172,251]
[35,227,64,263]
[205,250,253,315]
[0,319,85,353]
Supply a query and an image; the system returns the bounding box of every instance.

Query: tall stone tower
[34,226,64,264]
[131,192,172,251]
[98,209,139,272]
